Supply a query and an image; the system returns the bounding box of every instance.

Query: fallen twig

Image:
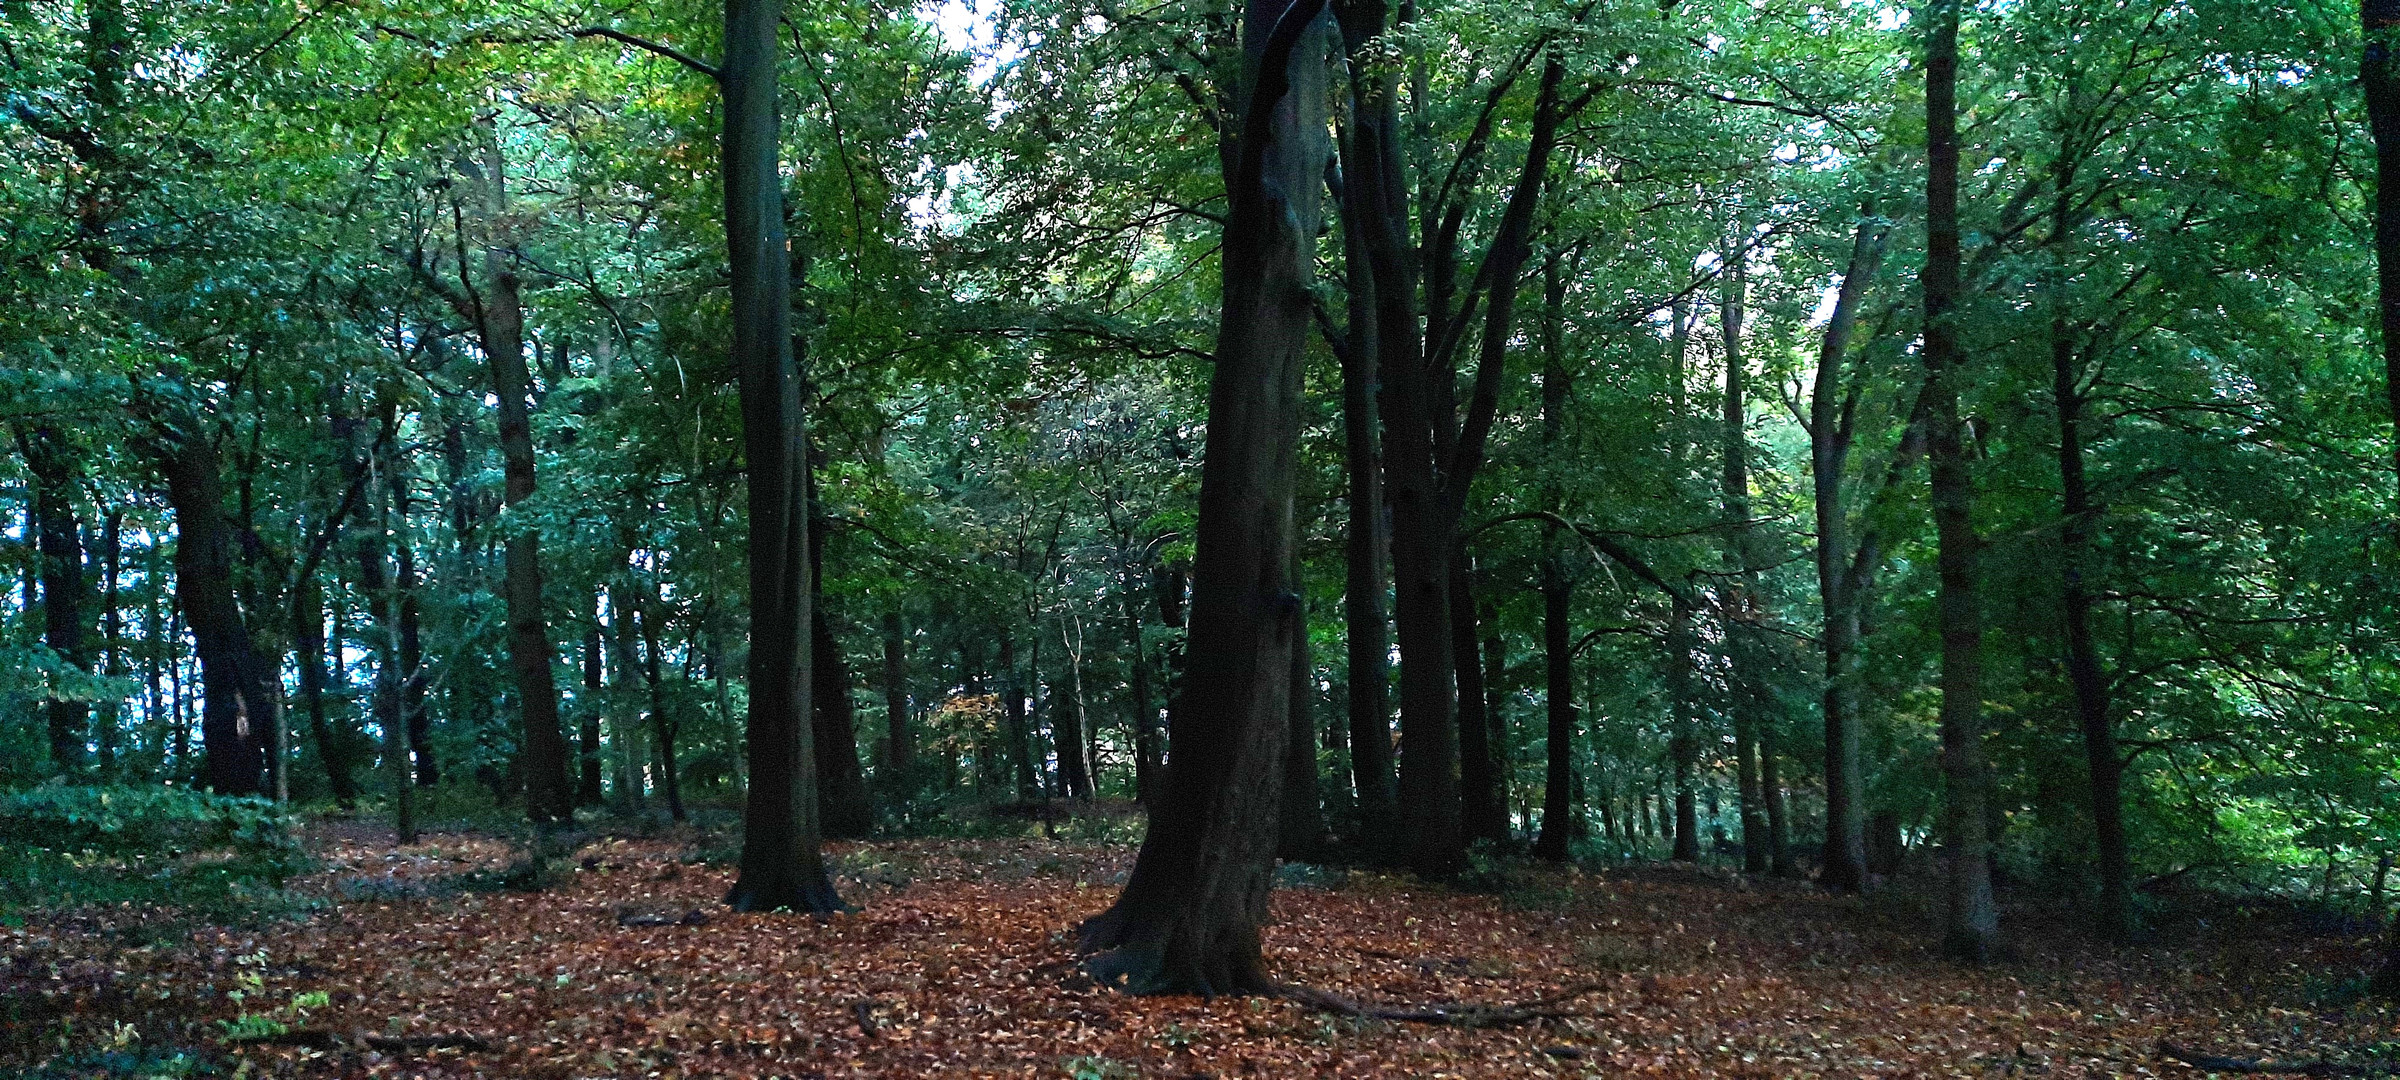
[230,1029,491,1053]
[2157,1040,2395,1077]
[1273,981,1609,1028]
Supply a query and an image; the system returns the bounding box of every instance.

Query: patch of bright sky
[927,0,1014,87]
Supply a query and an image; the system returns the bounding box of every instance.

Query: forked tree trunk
[721,0,841,913]
[1076,0,1327,994]
[1923,0,1998,962]
[1810,207,1887,894]
[156,426,272,796]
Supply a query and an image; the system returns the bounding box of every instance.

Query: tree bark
[1123,567,1160,800]
[634,595,684,822]
[1720,253,1769,875]
[2369,0,2400,486]
[18,426,87,776]
[883,606,912,778]
[1923,0,1998,962]
[813,607,877,836]
[1453,561,1507,847]
[156,425,272,796]
[1076,0,1327,994]
[1533,253,1578,862]
[1667,596,1699,862]
[2052,281,2128,937]
[394,532,433,786]
[294,574,357,807]
[1333,123,1399,855]
[580,600,606,806]
[721,0,841,913]
[1810,207,1888,894]
[1280,558,1322,860]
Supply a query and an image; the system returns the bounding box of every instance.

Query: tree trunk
[394,534,433,786]
[18,426,87,776]
[2369,0,2400,486]
[580,601,606,806]
[1719,254,1770,875]
[1667,596,1700,862]
[635,598,685,822]
[883,606,911,777]
[1453,561,1506,847]
[1533,253,1578,862]
[1076,0,1327,994]
[1280,562,1322,860]
[295,574,357,807]
[2053,289,2128,938]
[156,427,272,796]
[1054,665,1093,798]
[812,606,877,837]
[1924,0,1998,962]
[1333,133,1398,855]
[721,0,841,913]
[1123,567,1159,800]
[1000,633,1040,799]
[1810,208,1887,893]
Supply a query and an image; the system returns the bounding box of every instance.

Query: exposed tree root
[230,1030,492,1053]
[1271,980,1609,1028]
[2157,1040,2398,1076]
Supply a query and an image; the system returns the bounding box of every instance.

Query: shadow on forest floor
[5,821,2398,1078]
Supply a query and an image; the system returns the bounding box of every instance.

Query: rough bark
[721,0,841,913]
[1076,0,1327,994]
[1924,0,1998,962]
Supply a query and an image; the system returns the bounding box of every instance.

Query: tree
[1076,0,1328,994]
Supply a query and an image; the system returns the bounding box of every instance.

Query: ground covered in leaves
[7,823,2398,1078]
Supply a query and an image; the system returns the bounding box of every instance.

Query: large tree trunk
[156,427,272,796]
[1923,0,1998,962]
[1076,0,1327,994]
[1533,253,1578,862]
[1333,135,1399,855]
[721,0,841,913]
[1809,208,1887,894]
[18,427,88,776]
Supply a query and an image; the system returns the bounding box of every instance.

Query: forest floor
[6,822,2399,1079]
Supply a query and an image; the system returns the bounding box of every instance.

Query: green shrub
[0,786,308,919]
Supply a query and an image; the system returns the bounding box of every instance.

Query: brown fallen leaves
[5,827,2398,1078]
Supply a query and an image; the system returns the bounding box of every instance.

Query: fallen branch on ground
[229,1030,492,1053]
[2157,1040,2397,1076]
[1274,981,1609,1027]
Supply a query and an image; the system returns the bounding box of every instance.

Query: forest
[4,0,2400,1075]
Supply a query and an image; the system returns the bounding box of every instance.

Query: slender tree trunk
[1000,633,1039,799]
[1453,561,1506,846]
[1122,567,1159,800]
[1720,254,1769,875]
[1924,0,1998,962]
[1280,554,1322,860]
[580,602,606,806]
[1761,722,1791,874]
[1810,208,1887,894]
[394,535,433,786]
[1533,253,1578,862]
[2053,294,2128,937]
[97,511,120,776]
[295,574,357,807]
[812,607,876,836]
[635,598,685,823]
[1333,129,1399,855]
[1054,665,1093,798]
[883,606,911,778]
[1076,0,1327,993]
[721,0,840,912]
[1667,596,1699,862]
[18,427,87,776]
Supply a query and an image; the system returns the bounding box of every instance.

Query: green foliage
[0,787,307,920]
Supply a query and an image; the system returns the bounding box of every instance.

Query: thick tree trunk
[1333,142,1399,855]
[721,0,841,913]
[1924,0,1998,962]
[19,427,87,775]
[1076,0,1327,994]
[157,428,272,796]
